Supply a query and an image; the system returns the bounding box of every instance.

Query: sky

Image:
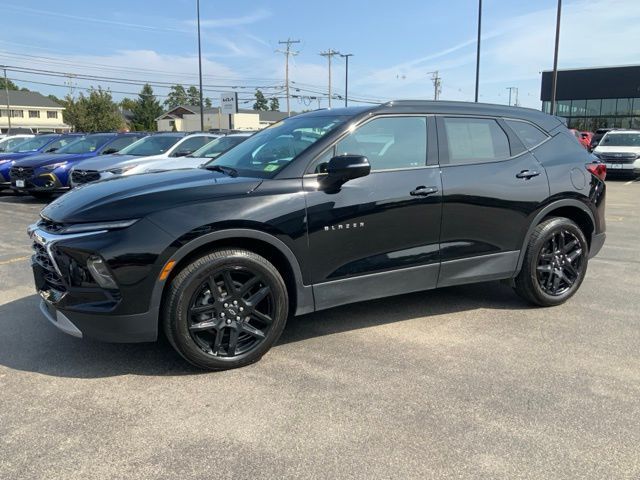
[0,0,638,110]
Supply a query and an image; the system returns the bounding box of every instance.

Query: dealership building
[540,65,640,131]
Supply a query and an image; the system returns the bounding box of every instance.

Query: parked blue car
[9,133,147,198]
[0,134,83,190]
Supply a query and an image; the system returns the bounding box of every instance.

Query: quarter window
[335,116,427,171]
[443,117,510,164]
[504,119,548,149]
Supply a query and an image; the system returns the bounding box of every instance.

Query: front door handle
[410,185,439,196]
[516,170,541,179]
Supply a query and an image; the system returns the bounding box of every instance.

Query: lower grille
[32,241,67,295]
[10,166,34,180]
[71,170,100,184]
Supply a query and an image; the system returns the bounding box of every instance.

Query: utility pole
[340,53,353,107]
[2,67,11,131]
[277,38,300,117]
[506,87,519,106]
[427,71,442,100]
[550,0,562,115]
[320,49,340,108]
[196,0,204,130]
[474,0,482,102]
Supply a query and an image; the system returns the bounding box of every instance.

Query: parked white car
[593,129,640,178]
[125,133,253,174]
[0,134,34,152]
[70,132,219,186]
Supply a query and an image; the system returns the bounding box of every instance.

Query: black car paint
[30,101,606,342]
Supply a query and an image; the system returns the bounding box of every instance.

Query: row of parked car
[0,131,252,199]
[570,127,640,178]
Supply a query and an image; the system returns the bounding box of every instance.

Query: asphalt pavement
[0,180,639,479]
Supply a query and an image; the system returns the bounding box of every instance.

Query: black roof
[296,101,561,131]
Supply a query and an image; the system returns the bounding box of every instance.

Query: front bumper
[11,171,69,193]
[603,162,640,176]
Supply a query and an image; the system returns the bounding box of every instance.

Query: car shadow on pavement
[0,282,531,379]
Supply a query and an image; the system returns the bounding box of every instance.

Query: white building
[0,91,69,133]
[156,105,289,132]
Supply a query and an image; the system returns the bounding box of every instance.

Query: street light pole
[550,0,562,115]
[196,0,204,130]
[474,0,482,102]
[340,54,353,107]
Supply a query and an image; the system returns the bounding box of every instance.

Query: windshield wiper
[204,164,238,177]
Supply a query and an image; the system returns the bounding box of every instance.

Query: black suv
[28,101,606,370]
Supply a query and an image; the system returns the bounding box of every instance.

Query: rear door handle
[515,170,541,179]
[410,185,439,196]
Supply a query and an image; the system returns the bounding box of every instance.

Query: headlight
[106,165,138,175]
[0,159,13,165]
[58,219,139,234]
[42,161,68,171]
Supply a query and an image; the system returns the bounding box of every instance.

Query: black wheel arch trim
[515,199,596,274]
[150,228,315,321]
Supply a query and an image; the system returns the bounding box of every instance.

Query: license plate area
[32,261,48,291]
[16,179,25,187]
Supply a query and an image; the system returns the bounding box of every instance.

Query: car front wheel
[163,248,289,370]
[514,217,589,307]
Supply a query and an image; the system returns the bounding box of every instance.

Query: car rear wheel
[514,217,589,307]
[163,248,289,370]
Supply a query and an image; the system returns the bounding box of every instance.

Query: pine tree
[164,85,188,109]
[253,89,268,111]
[269,97,280,111]
[132,84,163,131]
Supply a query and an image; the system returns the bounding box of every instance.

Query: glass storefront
[542,97,640,131]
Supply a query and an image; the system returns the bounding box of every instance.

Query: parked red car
[570,129,593,150]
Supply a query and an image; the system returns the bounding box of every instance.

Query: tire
[163,248,289,370]
[514,217,589,307]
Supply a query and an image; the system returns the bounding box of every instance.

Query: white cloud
[185,9,271,28]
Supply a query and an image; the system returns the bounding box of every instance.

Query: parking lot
[0,179,638,479]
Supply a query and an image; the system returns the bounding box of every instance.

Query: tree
[47,94,63,105]
[269,97,280,111]
[164,84,188,109]
[62,87,124,132]
[204,97,212,108]
[119,97,138,112]
[131,83,163,131]
[187,86,201,105]
[253,89,268,111]
[0,77,21,91]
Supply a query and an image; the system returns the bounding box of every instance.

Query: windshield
[191,136,248,159]
[600,132,640,147]
[12,135,58,152]
[202,115,348,177]
[57,135,114,154]
[0,136,30,152]
[118,135,183,156]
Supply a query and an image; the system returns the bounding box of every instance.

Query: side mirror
[172,150,191,157]
[101,147,119,155]
[45,147,58,153]
[320,155,370,191]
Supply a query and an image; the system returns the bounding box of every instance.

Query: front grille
[599,153,638,164]
[32,241,67,294]
[71,169,101,184]
[10,166,34,180]
[38,217,65,234]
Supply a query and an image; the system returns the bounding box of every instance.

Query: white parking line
[625,180,635,185]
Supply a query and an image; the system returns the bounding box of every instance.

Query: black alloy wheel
[188,266,275,357]
[514,217,589,307]
[535,229,584,296]
[163,248,289,370]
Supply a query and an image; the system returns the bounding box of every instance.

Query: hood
[73,154,158,171]
[130,157,206,174]
[0,151,40,162]
[15,152,98,168]
[593,146,640,155]
[41,168,262,224]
